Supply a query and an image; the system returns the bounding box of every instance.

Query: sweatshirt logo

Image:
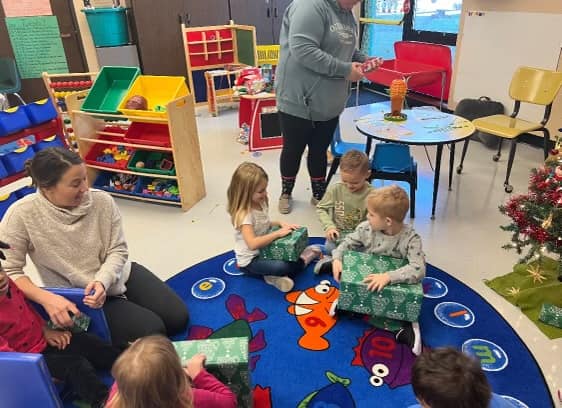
[329,22,355,45]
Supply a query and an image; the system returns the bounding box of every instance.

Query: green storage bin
[81,66,140,114]
[82,7,130,47]
[127,150,175,176]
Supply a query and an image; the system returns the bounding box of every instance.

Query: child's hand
[184,353,206,379]
[363,273,390,292]
[43,327,72,350]
[276,225,294,238]
[332,259,343,282]
[325,228,339,241]
[279,222,299,230]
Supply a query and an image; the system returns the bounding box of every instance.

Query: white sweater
[0,189,131,296]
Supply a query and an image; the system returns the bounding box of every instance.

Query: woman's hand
[44,293,80,327]
[346,62,364,82]
[83,281,106,309]
[325,228,339,241]
[43,327,72,350]
[184,353,206,379]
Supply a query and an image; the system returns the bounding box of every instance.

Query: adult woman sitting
[0,147,189,348]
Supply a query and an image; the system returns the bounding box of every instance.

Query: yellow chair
[256,45,280,66]
[472,66,562,193]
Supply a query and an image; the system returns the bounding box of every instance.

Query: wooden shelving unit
[66,91,206,212]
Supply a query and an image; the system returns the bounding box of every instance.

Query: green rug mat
[485,256,562,339]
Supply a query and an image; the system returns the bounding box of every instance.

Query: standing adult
[0,147,189,348]
[275,0,367,214]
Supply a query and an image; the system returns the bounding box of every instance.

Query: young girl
[0,241,120,408]
[227,162,321,293]
[106,335,237,408]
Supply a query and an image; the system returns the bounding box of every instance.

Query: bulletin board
[451,11,562,123]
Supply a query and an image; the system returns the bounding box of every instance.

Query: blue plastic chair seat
[326,126,367,184]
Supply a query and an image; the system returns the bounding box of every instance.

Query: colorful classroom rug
[167,239,553,408]
[485,256,562,340]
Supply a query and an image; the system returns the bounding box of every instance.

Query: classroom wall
[452,0,562,137]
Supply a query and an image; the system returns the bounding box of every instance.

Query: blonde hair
[227,162,268,228]
[108,335,193,408]
[366,185,409,222]
[340,149,370,174]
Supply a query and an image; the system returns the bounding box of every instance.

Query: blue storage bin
[0,159,8,179]
[15,185,36,199]
[0,193,18,219]
[93,171,140,196]
[0,106,31,137]
[2,145,35,175]
[33,135,66,152]
[136,177,180,202]
[23,99,58,126]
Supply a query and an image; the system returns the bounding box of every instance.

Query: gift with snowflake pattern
[338,251,423,322]
[260,226,308,262]
[538,303,562,329]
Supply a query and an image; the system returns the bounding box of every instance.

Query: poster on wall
[1,0,52,17]
[5,16,69,79]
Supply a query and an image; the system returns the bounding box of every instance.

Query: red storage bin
[84,135,134,169]
[124,123,171,147]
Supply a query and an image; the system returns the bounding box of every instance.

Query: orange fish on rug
[285,280,339,351]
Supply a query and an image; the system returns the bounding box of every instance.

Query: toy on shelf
[385,79,408,121]
[96,145,132,166]
[128,151,175,175]
[124,95,148,110]
[110,173,138,192]
[142,178,180,200]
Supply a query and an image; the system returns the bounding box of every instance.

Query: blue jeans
[241,257,304,278]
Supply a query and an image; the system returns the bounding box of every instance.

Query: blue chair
[369,143,417,218]
[326,125,367,184]
[0,288,112,408]
[0,57,25,105]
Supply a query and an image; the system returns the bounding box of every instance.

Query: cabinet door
[230,0,274,44]
[185,0,230,27]
[272,0,292,44]
[130,0,188,76]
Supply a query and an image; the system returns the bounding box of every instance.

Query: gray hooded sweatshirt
[275,0,367,122]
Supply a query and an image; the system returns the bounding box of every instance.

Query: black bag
[454,96,504,148]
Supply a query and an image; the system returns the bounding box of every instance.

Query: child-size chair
[0,56,25,105]
[326,124,367,185]
[0,287,112,408]
[466,66,562,193]
[369,143,417,218]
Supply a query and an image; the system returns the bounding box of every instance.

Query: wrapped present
[47,313,91,333]
[338,251,423,322]
[538,303,562,329]
[260,226,308,262]
[173,337,252,408]
[367,315,405,332]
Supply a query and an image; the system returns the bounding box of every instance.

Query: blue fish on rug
[297,371,356,407]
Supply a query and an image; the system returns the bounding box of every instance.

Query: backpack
[454,96,504,148]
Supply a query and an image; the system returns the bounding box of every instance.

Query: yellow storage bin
[257,45,280,66]
[117,75,189,121]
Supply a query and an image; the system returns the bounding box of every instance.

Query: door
[130,0,188,76]
[230,0,274,44]
[0,0,87,103]
[185,0,230,27]
[271,0,292,44]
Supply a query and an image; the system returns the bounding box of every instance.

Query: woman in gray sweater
[0,148,188,348]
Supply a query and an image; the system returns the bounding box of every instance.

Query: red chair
[364,41,452,108]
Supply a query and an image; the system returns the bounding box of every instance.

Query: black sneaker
[396,322,422,356]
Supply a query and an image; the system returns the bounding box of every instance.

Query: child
[0,241,120,408]
[106,335,237,408]
[227,162,321,293]
[331,185,426,354]
[410,347,518,408]
[315,149,373,273]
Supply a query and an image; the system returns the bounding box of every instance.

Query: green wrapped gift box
[48,313,91,333]
[338,251,423,322]
[173,337,252,408]
[538,303,562,329]
[260,226,308,262]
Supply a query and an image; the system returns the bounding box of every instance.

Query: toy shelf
[67,91,206,212]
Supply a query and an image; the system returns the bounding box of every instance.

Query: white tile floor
[29,101,561,405]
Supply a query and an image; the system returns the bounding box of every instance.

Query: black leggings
[103,262,189,348]
[43,332,120,405]
[279,111,339,179]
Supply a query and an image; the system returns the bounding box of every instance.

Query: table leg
[448,142,455,191]
[431,144,444,220]
[365,138,373,157]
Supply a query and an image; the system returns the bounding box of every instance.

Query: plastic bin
[127,150,175,175]
[0,193,18,219]
[82,8,130,47]
[15,185,36,198]
[81,66,140,114]
[23,99,58,126]
[2,145,35,175]
[118,76,188,120]
[33,135,66,152]
[0,106,31,137]
[137,177,180,202]
[85,136,134,170]
[93,171,139,196]
[0,159,8,179]
[124,122,171,147]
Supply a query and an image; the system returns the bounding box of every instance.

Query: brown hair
[340,149,370,174]
[227,162,269,228]
[412,347,492,408]
[108,335,193,408]
[366,185,409,222]
[24,147,83,188]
